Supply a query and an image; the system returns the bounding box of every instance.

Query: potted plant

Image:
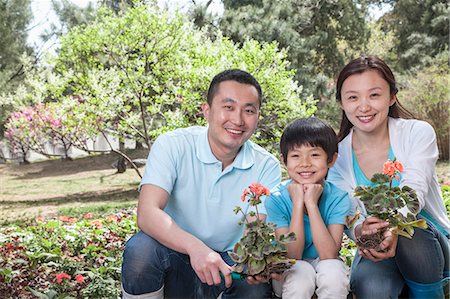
[228,183,296,278]
[347,160,428,250]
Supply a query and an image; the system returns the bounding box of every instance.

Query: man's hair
[206,69,262,106]
[280,117,338,164]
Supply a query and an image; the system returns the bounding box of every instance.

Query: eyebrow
[344,86,383,94]
[222,98,259,109]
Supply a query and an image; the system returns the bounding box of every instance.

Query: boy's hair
[280,117,338,164]
[206,69,262,107]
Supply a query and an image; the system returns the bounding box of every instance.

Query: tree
[0,0,33,85]
[0,0,34,135]
[400,53,449,160]
[382,0,449,70]
[219,0,370,98]
[2,4,314,176]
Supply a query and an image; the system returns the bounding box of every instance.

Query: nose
[358,97,371,112]
[230,110,244,126]
[299,156,311,167]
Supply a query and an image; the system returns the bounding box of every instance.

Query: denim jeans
[121,231,273,298]
[351,218,450,298]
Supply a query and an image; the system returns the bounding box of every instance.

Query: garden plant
[347,159,427,250]
[229,183,296,278]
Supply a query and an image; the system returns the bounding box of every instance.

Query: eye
[346,95,357,101]
[245,108,257,114]
[223,105,233,110]
[370,93,381,98]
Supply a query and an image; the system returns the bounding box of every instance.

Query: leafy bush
[400,53,449,160]
[0,210,137,298]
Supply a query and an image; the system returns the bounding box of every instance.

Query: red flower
[75,274,85,284]
[83,213,93,219]
[54,273,71,283]
[383,160,396,176]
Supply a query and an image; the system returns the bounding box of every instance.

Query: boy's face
[284,144,337,185]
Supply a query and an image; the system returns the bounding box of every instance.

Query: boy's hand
[287,182,304,206]
[303,184,323,208]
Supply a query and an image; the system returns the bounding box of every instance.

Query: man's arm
[137,184,233,287]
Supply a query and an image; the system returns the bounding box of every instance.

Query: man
[122,69,281,298]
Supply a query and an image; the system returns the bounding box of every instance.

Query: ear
[327,152,338,168]
[201,102,210,119]
[389,95,397,107]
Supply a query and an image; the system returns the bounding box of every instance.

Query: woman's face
[340,70,395,135]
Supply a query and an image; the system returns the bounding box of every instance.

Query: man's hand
[188,244,233,288]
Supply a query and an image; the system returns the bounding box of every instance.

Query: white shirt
[328,117,450,239]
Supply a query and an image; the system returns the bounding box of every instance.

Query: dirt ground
[0,149,148,223]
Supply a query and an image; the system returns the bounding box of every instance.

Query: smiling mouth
[357,115,375,122]
[298,171,314,178]
[226,128,244,135]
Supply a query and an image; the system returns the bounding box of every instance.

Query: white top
[140,126,281,251]
[328,117,450,239]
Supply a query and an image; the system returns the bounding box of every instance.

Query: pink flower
[54,273,71,283]
[83,213,93,219]
[75,274,85,284]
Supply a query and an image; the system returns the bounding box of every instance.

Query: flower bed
[0,209,138,298]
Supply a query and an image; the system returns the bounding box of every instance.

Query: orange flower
[75,274,85,284]
[68,217,77,223]
[91,219,103,228]
[241,189,249,202]
[59,215,70,222]
[106,215,119,222]
[383,160,396,176]
[248,182,271,196]
[54,273,71,283]
[83,213,93,219]
[394,160,404,172]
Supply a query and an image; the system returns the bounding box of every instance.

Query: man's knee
[122,231,167,295]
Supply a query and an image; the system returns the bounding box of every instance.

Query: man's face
[202,80,260,159]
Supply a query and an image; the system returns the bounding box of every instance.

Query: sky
[28,0,389,53]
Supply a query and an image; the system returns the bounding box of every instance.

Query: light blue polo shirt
[140,126,281,252]
[265,180,351,259]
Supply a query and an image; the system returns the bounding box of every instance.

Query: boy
[265,117,351,298]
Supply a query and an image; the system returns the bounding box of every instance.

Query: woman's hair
[335,55,414,141]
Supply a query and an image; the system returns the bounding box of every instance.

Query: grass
[0,150,146,225]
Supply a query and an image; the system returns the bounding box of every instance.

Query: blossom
[75,274,85,284]
[91,219,103,228]
[54,273,71,283]
[394,160,404,172]
[83,213,93,219]
[241,183,270,206]
[383,160,396,176]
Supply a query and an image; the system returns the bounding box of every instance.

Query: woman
[328,55,449,298]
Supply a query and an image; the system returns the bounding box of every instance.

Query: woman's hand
[357,216,398,262]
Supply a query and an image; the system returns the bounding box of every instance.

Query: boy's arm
[282,182,306,260]
[304,184,342,259]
